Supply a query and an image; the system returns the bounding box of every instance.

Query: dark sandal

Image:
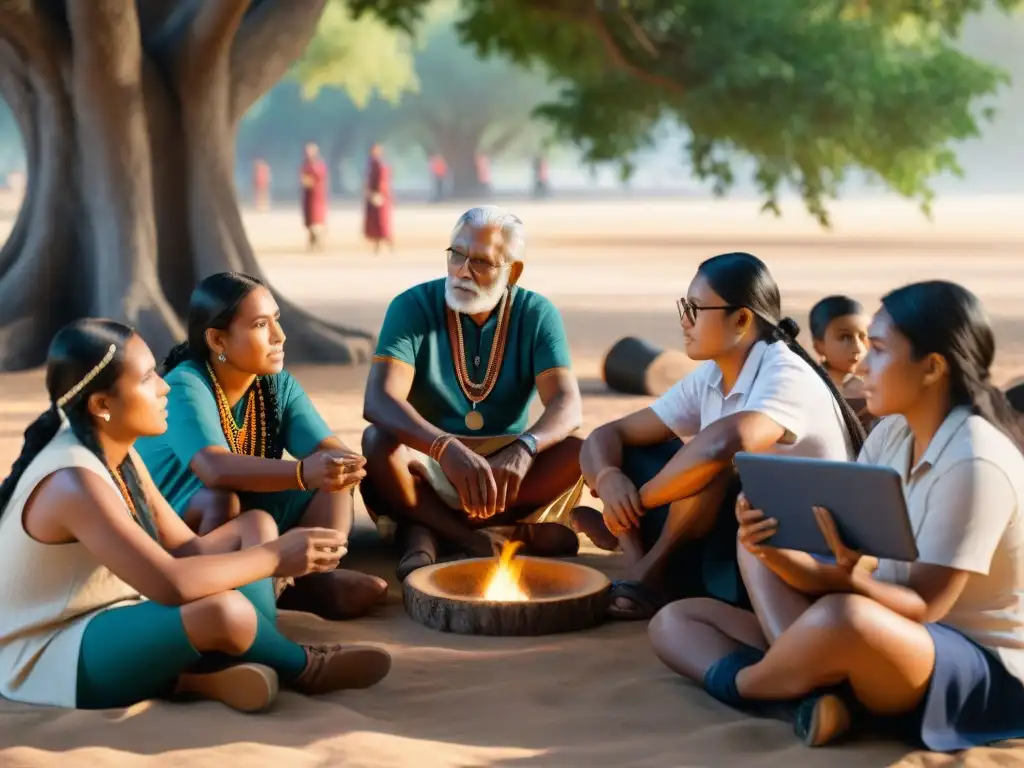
[703,645,765,708]
[794,686,856,747]
[607,579,667,620]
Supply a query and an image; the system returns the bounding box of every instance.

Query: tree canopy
[240,4,556,196]
[335,0,1021,224]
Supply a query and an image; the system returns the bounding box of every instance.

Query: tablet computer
[733,453,919,562]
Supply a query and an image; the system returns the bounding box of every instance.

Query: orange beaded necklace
[206,362,267,457]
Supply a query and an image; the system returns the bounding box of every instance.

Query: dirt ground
[0,195,1023,767]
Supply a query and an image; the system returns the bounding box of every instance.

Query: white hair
[448,205,527,263]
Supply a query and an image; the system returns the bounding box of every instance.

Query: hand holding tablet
[734,452,919,562]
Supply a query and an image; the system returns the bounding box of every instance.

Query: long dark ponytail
[696,252,866,455]
[882,281,1024,451]
[161,272,284,459]
[0,319,158,539]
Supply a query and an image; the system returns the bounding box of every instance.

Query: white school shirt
[861,409,1024,682]
[650,340,853,461]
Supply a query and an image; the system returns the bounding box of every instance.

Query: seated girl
[0,319,391,713]
[572,252,865,619]
[649,280,1024,751]
[134,272,386,621]
[808,295,868,397]
[809,295,873,432]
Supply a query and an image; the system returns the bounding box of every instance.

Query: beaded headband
[55,344,117,409]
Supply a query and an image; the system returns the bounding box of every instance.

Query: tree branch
[516,0,683,95]
[484,121,529,157]
[589,7,683,95]
[177,0,250,83]
[229,0,327,122]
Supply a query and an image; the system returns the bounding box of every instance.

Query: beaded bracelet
[295,460,307,491]
[429,433,454,462]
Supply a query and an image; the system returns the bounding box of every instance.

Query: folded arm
[639,411,787,508]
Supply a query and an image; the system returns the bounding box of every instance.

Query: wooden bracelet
[593,466,621,494]
[295,459,307,491]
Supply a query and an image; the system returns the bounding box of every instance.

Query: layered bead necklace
[445,288,512,431]
[206,362,268,457]
[109,466,137,520]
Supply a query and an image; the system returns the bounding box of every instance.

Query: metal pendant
[465,410,484,431]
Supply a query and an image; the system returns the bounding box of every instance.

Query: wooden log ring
[403,556,611,636]
[602,336,698,396]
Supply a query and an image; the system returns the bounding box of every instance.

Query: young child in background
[809,295,871,428]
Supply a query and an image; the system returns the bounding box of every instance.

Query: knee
[189,591,259,655]
[801,593,875,637]
[186,488,242,532]
[240,508,278,544]
[648,598,717,660]
[361,424,400,466]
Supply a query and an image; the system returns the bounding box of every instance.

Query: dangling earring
[101,413,111,422]
[217,353,227,363]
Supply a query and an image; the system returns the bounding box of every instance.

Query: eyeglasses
[676,297,737,325]
[447,248,501,279]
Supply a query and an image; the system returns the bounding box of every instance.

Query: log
[403,557,611,636]
[602,336,699,396]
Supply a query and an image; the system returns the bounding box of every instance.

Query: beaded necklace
[444,289,512,431]
[205,362,267,457]
[109,467,137,520]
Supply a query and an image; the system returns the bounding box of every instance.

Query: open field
[0,196,1022,767]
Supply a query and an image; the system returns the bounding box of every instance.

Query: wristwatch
[515,432,539,457]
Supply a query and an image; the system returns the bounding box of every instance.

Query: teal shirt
[135,360,333,514]
[373,279,572,436]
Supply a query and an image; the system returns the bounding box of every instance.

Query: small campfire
[481,541,530,602]
[403,538,611,636]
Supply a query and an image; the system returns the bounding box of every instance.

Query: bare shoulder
[23,466,120,544]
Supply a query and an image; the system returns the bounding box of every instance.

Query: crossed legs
[360,426,582,578]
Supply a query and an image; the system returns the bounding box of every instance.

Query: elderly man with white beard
[361,206,585,580]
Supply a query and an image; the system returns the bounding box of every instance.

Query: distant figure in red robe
[532,153,550,199]
[475,152,491,198]
[429,153,447,202]
[363,143,393,255]
[300,142,328,251]
[253,158,271,211]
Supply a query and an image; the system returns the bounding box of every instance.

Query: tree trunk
[0,0,374,372]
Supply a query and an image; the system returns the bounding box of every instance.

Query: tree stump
[602,336,698,396]
[403,557,611,636]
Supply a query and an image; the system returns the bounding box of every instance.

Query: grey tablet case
[734,452,919,562]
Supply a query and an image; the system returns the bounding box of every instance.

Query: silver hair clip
[55,344,117,409]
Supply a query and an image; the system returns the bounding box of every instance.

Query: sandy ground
[1,196,1023,767]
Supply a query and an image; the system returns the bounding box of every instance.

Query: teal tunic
[373,279,572,435]
[135,360,333,530]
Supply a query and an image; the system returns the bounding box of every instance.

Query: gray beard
[444,270,510,315]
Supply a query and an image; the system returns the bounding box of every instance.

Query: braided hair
[696,252,866,455]
[0,319,159,539]
[881,281,1024,452]
[162,272,285,460]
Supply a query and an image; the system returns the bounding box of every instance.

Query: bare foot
[277,570,387,620]
[569,506,620,552]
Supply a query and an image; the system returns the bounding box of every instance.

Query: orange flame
[482,540,529,602]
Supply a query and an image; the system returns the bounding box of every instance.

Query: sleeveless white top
[0,427,144,708]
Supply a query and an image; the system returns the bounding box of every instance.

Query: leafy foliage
[339,0,1020,224]
[291,0,419,107]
